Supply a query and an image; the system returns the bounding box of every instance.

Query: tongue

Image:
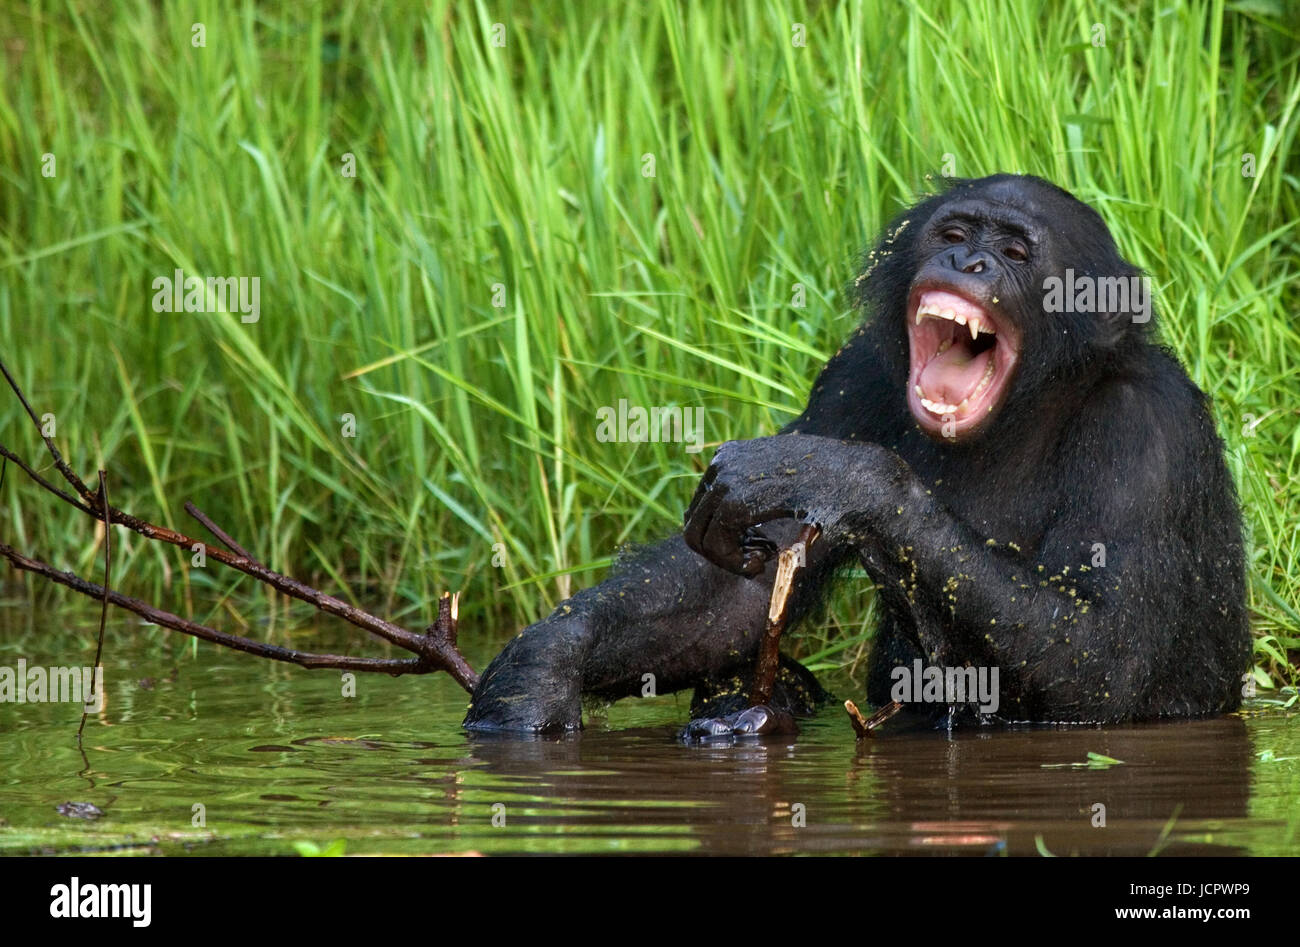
[918,345,991,405]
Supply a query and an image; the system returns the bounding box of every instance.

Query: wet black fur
[464,174,1250,733]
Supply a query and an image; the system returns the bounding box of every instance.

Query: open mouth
[906,288,1019,437]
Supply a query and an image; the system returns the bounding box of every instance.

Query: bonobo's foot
[680,655,828,742]
[688,653,829,718]
[683,704,798,741]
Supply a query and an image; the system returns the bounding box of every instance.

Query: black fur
[464,174,1249,732]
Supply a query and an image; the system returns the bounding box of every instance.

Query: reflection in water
[0,619,1294,856]
[463,716,1255,855]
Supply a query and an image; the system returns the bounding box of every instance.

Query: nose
[948,248,990,274]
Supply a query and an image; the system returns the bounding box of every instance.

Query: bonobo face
[901,175,1125,441]
[905,181,1048,439]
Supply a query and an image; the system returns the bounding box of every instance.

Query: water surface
[1,609,1296,855]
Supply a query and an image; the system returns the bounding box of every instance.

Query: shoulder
[784,320,909,440]
[1065,345,1225,508]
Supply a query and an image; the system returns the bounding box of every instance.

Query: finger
[739,527,778,575]
[695,497,756,575]
[683,479,730,562]
[683,463,720,526]
[741,526,778,557]
[732,706,797,735]
[730,707,768,734]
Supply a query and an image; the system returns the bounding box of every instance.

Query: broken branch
[749,523,820,707]
[0,356,479,693]
[845,699,903,739]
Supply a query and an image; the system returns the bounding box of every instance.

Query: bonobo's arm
[464,352,870,734]
[682,422,1244,722]
[463,527,846,732]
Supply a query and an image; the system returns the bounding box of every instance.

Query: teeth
[919,397,959,415]
[937,338,952,354]
[970,355,997,398]
[915,355,999,418]
[914,302,995,335]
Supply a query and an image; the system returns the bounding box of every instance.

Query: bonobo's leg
[463,524,844,732]
[864,613,923,707]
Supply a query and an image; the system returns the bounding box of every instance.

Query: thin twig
[0,356,479,692]
[0,359,98,504]
[77,471,111,739]
[0,444,96,516]
[184,500,257,561]
[0,541,432,674]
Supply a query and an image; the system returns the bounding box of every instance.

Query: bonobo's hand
[683,435,908,576]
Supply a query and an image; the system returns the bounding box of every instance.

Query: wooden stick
[749,523,820,706]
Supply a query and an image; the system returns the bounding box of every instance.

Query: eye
[940,227,966,244]
[1002,241,1029,262]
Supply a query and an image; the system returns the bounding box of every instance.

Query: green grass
[0,0,1297,690]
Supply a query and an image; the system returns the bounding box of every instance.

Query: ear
[1096,261,1153,346]
[1051,254,1151,349]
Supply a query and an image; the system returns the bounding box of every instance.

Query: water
[1,610,1297,855]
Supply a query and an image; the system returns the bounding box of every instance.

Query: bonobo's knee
[463,615,589,732]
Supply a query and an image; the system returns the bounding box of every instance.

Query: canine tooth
[938,338,952,354]
[914,385,923,397]
[969,318,980,340]
[916,311,924,325]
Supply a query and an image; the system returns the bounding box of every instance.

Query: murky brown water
[1,610,1297,855]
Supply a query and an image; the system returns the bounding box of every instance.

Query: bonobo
[463,174,1250,734]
